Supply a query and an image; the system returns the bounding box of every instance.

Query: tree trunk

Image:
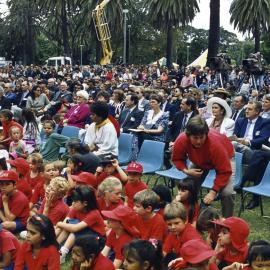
[166,23,173,68]
[27,10,34,64]
[61,0,70,56]
[254,23,260,53]
[207,0,220,66]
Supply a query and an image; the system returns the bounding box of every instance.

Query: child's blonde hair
[28,153,44,172]
[10,126,21,136]
[97,176,122,197]
[133,189,159,210]
[164,202,187,222]
[53,160,65,174]
[48,177,69,198]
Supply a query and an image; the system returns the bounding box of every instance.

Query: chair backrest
[234,152,243,187]
[118,133,133,163]
[61,126,80,138]
[258,161,270,187]
[137,140,165,170]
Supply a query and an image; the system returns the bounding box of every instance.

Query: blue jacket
[234,116,270,149]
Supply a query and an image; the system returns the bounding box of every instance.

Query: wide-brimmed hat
[102,205,140,237]
[212,217,249,252]
[7,158,30,177]
[71,172,97,189]
[180,239,216,264]
[213,88,231,98]
[207,96,232,118]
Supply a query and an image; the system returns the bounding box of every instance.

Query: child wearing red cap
[0,170,29,233]
[97,177,123,211]
[71,172,98,189]
[101,205,140,269]
[163,202,202,259]
[95,158,127,186]
[7,157,32,200]
[169,239,218,270]
[124,161,147,208]
[70,235,114,270]
[211,217,250,268]
[133,189,167,241]
[38,176,69,225]
[0,225,21,269]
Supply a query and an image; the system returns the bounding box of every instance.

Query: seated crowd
[0,64,268,270]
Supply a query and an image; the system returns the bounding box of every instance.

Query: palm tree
[207,0,220,65]
[230,0,270,52]
[144,0,199,68]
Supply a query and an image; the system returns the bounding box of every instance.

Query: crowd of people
[0,63,268,269]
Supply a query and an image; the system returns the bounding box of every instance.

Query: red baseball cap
[0,170,19,182]
[7,158,30,177]
[102,205,140,237]
[71,172,97,188]
[125,162,143,174]
[212,217,249,251]
[180,239,216,264]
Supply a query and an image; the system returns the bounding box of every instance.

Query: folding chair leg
[238,192,248,217]
[153,176,161,187]
[259,196,264,216]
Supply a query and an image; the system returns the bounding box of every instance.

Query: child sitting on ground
[0,224,21,269]
[211,217,249,269]
[38,176,69,225]
[97,177,123,211]
[124,161,147,208]
[70,235,114,270]
[9,126,27,159]
[101,205,140,269]
[0,170,29,233]
[27,153,44,189]
[56,185,106,264]
[133,189,167,241]
[163,202,202,260]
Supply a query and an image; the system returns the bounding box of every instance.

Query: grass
[60,174,270,269]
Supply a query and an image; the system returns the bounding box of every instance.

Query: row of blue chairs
[118,133,270,217]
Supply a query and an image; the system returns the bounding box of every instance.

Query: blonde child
[9,126,27,159]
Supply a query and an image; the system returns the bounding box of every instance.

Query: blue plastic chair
[61,126,80,138]
[239,162,270,217]
[118,133,134,165]
[202,152,243,189]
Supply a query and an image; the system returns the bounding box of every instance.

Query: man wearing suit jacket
[169,96,198,143]
[119,93,144,133]
[231,94,248,121]
[15,81,31,108]
[158,89,177,121]
[231,101,270,164]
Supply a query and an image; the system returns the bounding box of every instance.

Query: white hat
[206,97,232,118]
[76,90,89,100]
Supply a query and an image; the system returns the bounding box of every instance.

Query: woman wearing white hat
[206,97,235,137]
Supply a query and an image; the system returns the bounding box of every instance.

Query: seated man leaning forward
[84,101,118,158]
[172,115,235,218]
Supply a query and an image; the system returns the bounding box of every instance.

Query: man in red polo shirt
[0,170,29,232]
[172,116,234,217]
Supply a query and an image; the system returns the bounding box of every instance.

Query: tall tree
[207,0,220,65]
[230,0,270,53]
[144,0,199,68]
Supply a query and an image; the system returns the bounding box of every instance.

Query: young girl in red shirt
[27,153,44,189]
[175,177,200,226]
[70,235,114,270]
[14,214,60,270]
[56,185,105,264]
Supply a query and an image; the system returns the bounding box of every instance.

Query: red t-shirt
[27,173,43,189]
[163,223,202,256]
[0,229,20,262]
[16,179,32,200]
[125,181,147,208]
[172,130,234,192]
[0,190,29,225]
[136,213,168,241]
[217,245,248,265]
[38,198,69,225]
[96,171,121,186]
[30,181,45,204]
[92,253,115,270]
[14,242,60,270]
[106,230,133,260]
[68,208,105,236]
[97,197,123,212]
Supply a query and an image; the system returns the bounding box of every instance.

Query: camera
[242,52,265,75]
[209,53,231,72]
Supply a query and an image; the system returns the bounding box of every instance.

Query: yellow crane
[92,0,113,65]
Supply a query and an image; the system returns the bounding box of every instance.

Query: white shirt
[244,117,258,141]
[84,121,118,156]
